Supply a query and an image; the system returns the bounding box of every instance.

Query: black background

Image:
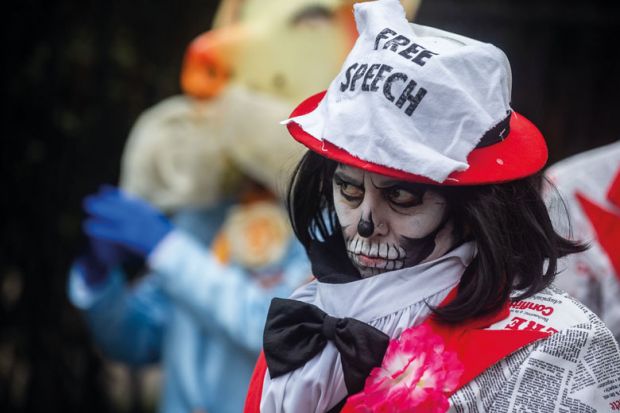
[1,1,619,412]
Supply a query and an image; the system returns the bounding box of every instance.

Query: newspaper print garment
[449,285,620,412]
[545,141,620,343]
[248,279,620,412]
[259,241,477,412]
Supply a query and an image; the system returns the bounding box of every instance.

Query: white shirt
[260,241,477,412]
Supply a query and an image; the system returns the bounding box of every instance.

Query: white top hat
[284,0,546,185]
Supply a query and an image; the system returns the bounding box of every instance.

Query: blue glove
[83,185,173,258]
[74,237,128,286]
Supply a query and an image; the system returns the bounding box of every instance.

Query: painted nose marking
[357,212,375,238]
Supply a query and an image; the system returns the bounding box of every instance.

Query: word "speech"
[339,62,427,117]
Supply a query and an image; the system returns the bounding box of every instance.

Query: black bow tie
[263,298,389,395]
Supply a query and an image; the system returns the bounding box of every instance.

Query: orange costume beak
[180,1,359,100]
[181,24,248,99]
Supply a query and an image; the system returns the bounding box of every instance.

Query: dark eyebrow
[370,177,426,193]
[333,170,363,187]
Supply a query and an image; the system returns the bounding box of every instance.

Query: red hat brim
[287,91,548,186]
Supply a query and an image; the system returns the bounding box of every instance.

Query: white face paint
[332,164,454,277]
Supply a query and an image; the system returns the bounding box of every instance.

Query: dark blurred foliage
[1,1,218,412]
[0,0,619,412]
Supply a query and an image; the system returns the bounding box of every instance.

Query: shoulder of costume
[424,285,603,393]
[486,285,600,335]
[288,278,319,302]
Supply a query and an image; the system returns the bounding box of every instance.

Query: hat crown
[285,0,515,183]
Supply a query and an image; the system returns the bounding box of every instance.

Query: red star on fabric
[575,168,620,278]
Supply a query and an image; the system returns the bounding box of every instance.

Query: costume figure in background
[69,96,311,413]
[68,1,426,412]
[243,1,620,412]
[546,141,620,343]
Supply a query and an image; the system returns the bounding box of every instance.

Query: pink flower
[345,325,463,413]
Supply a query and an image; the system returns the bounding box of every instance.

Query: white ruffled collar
[290,241,476,321]
[260,241,477,413]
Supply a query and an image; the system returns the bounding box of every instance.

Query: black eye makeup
[369,175,427,208]
[382,186,424,207]
[333,174,364,203]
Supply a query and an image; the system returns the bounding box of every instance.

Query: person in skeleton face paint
[244,2,620,412]
[332,164,454,276]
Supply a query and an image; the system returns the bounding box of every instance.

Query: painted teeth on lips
[347,239,405,260]
[346,239,406,271]
[347,252,405,271]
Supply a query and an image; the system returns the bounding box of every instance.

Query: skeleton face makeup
[332,164,455,277]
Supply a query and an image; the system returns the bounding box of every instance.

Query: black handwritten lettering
[340,63,359,92]
[370,64,393,92]
[361,64,381,92]
[395,80,427,116]
[382,35,410,52]
[350,64,369,91]
[383,72,408,102]
[412,50,438,67]
[373,28,438,66]
[337,61,427,118]
[374,28,397,50]
[398,42,422,60]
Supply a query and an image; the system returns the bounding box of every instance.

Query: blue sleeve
[148,230,311,353]
[68,265,168,365]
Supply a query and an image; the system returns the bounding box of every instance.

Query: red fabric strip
[577,191,620,278]
[243,352,268,413]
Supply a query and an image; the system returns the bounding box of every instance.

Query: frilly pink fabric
[344,324,463,413]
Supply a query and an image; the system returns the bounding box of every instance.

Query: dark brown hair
[287,150,586,323]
